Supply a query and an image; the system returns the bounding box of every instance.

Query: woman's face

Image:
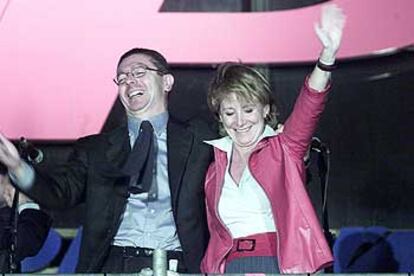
[219,93,269,151]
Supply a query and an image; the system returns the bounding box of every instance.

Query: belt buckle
[143,249,154,256]
[236,238,256,252]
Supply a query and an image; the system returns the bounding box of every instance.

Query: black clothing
[101,245,186,273]
[0,206,52,272]
[24,117,215,273]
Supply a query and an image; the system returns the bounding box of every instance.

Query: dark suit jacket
[0,206,52,272]
[25,117,216,273]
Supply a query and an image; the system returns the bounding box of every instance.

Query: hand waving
[314,4,346,65]
[0,132,23,172]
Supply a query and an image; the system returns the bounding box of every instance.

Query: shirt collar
[204,125,278,152]
[127,112,169,136]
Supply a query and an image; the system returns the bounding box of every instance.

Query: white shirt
[205,125,278,238]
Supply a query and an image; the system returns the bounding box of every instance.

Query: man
[0,48,215,273]
[0,174,52,272]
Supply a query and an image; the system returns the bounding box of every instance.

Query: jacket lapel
[102,119,194,205]
[101,125,130,178]
[167,119,193,208]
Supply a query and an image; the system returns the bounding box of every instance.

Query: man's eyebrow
[131,62,148,67]
[117,63,152,73]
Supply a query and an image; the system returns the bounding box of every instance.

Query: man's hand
[1,174,31,207]
[0,132,24,173]
[2,175,15,207]
[1,173,37,212]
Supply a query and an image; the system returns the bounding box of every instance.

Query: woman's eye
[224,112,234,116]
[244,108,254,113]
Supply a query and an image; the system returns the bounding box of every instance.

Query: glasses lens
[115,74,127,85]
[115,65,158,86]
[116,75,127,85]
[131,67,146,78]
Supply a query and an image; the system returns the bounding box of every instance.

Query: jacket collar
[106,124,130,167]
[204,125,279,152]
[102,117,194,207]
[127,112,168,137]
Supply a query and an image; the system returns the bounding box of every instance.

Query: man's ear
[163,74,174,92]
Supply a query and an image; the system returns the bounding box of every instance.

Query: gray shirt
[11,112,181,250]
[112,112,181,250]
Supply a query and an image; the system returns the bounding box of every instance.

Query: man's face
[116,54,173,119]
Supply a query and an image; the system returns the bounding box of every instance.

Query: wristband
[317,59,336,71]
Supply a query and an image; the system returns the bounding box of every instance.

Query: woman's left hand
[314,4,346,65]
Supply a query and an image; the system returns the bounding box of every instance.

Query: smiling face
[116,54,174,119]
[207,63,278,140]
[219,93,269,151]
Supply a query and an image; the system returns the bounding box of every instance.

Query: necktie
[122,120,155,194]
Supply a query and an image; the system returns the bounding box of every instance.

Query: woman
[201,4,345,274]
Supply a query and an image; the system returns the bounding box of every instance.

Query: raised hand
[2,174,15,207]
[314,4,346,65]
[0,132,23,172]
[1,174,33,208]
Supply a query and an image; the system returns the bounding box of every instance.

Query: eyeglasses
[113,65,165,86]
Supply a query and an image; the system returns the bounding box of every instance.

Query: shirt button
[149,209,155,214]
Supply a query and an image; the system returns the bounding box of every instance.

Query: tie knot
[140,120,153,132]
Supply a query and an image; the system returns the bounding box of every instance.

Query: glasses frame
[113,65,165,86]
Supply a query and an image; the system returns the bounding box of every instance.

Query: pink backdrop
[0,0,413,139]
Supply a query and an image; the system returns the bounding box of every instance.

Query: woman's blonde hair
[207,62,278,135]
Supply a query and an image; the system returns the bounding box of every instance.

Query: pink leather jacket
[201,80,334,274]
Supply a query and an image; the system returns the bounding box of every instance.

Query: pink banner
[0,0,413,139]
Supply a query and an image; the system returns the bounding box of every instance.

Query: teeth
[128,90,144,98]
[236,127,250,133]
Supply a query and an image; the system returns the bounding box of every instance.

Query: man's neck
[127,112,169,135]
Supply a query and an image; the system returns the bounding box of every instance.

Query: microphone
[310,137,330,154]
[19,137,44,164]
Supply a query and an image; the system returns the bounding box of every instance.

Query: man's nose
[125,74,137,85]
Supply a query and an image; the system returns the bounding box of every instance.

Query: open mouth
[128,90,144,99]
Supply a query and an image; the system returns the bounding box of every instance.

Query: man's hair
[117,48,170,74]
[207,62,278,135]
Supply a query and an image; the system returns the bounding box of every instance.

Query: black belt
[110,245,183,260]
